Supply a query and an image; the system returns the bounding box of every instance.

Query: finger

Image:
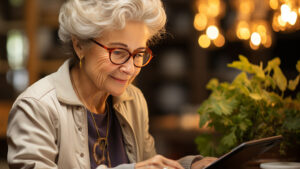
[202,157,218,166]
[192,157,218,169]
[203,157,218,161]
[150,155,183,169]
[160,156,184,169]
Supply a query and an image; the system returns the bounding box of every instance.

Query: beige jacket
[7,59,198,169]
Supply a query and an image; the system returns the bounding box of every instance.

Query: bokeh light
[198,34,211,48]
[250,32,261,46]
[206,25,219,40]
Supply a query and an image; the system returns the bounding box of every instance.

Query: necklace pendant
[93,137,108,165]
[89,101,111,167]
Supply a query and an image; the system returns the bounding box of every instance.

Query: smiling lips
[111,76,128,84]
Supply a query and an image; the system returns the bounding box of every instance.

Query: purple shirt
[87,96,129,169]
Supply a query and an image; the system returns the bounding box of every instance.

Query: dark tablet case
[203,135,283,169]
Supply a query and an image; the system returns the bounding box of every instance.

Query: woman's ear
[71,36,83,60]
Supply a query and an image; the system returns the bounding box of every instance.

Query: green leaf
[210,95,237,115]
[239,122,248,131]
[195,135,216,156]
[220,117,233,126]
[228,55,251,72]
[199,112,209,128]
[273,66,287,92]
[227,61,248,72]
[265,76,276,89]
[283,118,300,130]
[233,72,248,85]
[288,76,300,91]
[265,57,281,73]
[249,93,262,100]
[261,90,282,106]
[220,131,237,147]
[239,55,249,63]
[244,119,253,131]
[228,55,265,79]
[206,78,219,90]
[233,72,251,95]
[296,60,300,73]
[252,65,265,79]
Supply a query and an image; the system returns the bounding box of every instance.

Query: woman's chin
[109,88,126,97]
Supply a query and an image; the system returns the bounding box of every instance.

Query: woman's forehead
[98,22,150,41]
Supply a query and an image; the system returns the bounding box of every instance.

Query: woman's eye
[135,52,145,58]
[112,49,127,57]
[112,50,122,55]
[135,54,142,57]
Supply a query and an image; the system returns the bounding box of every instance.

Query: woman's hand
[191,157,218,169]
[135,155,184,169]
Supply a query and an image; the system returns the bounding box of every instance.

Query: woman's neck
[71,65,109,114]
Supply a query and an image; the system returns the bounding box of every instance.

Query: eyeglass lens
[110,49,151,67]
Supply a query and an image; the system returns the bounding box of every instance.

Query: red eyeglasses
[91,39,153,68]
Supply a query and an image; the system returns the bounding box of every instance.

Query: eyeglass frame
[90,39,153,68]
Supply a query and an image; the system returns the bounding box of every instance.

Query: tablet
[203,135,283,169]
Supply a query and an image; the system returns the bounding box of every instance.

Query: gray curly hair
[58,0,167,44]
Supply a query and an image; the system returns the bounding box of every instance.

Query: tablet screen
[203,135,283,169]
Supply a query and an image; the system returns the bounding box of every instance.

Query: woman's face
[78,21,150,96]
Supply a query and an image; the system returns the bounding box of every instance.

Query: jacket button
[121,123,126,128]
[80,153,84,157]
[78,127,82,132]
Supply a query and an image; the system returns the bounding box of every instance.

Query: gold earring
[79,57,82,69]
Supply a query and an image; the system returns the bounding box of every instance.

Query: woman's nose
[120,56,135,75]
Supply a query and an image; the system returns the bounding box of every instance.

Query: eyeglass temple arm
[90,39,110,50]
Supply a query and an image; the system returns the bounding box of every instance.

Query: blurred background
[0,0,299,168]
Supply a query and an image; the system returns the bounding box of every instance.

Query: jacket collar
[52,59,133,107]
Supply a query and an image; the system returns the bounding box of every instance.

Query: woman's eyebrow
[108,42,147,50]
[108,42,128,47]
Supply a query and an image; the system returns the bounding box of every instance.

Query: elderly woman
[7,0,216,169]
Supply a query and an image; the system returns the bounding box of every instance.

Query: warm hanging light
[281,4,291,14]
[194,13,207,31]
[238,0,255,16]
[207,0,221,17]
[269,0,279,10]
[251,32,261,46]
[206,25,219,40]
[270,1,300,32]
[281,4,291,22]
[198,34,211,48]
[194,0,299,50]
[288,11,298,25]
[277,15,287,27]
[236,21,251,40]
[213,34,225,47]
[194,0,225,48]
[250,40,259,50]
[263,35,272,48]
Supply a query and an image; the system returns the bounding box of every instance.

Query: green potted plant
[195,55,300,158]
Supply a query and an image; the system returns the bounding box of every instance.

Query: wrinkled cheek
[92,60,110,88]
[95,72,107,89]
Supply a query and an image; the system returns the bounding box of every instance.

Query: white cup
[260,162,300,169]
